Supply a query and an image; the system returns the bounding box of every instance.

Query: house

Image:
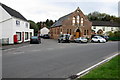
[40,27,50,35]
[91,21,120,35]
[0,3,34,44]
[50,7,92,39]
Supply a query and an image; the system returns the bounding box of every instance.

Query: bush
[106,31,120,41]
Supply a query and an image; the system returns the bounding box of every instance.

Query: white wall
[12,17,33,43]
[1,5,34,44]
[40,27,49,35]
[92,26,119,34]
[2,19,13,44]
[0,5,11,23]
[0,6,13,44]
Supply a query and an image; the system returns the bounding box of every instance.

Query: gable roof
[0,3,28,21]
[51,7,88,28]
[91,21,120,27]
[51,13,72,28]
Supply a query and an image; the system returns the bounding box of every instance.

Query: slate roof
[91,21,120,27]
[0,3,28,21]
[51,13,72,28]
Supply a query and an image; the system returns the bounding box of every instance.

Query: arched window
[77,16,80,25]
[81,18,84,26]
[70,29,71,35]
[72,17,75,26]
[87,30,89,35]
[84,30,86,35]
[67,29,69,34]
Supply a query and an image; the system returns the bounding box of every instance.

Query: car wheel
[91,40,94,43]
[98,40,100,43]
[58,40,60,43]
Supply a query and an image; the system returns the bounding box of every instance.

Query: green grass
[77,55,120,79]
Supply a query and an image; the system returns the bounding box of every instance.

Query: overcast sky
[1,0,120,22]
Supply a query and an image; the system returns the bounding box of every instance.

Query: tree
[106,31,120,41]
[45,19,54,28]
[28,20,39,36]
[87,11,120,22]
[36,22,42,30]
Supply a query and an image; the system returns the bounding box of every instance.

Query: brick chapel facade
[50,7,92,39]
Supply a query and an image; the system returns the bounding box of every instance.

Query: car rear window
[31,36,38,39]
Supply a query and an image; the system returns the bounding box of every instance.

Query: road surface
[2,39,119,78]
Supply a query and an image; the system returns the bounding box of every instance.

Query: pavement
[2,42,30,50]
[2,39,119,78]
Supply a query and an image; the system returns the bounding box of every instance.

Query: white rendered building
[91,21,120,35]
[40,27,49,35]
[0,3,34,44]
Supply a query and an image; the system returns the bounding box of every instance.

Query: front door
[75,32,80,38]
[75,29,81,38]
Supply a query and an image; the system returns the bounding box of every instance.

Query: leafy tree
[28,20,39,36]
[45,19,54,28]
[106,31,120,41]
[87,11,120,23]
[36,22,42,30]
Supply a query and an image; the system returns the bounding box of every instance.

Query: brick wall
[50,8,92,39]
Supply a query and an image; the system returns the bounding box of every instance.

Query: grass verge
[77,55,119,79]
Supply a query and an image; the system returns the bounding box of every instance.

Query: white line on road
[76,53,119,77]
[13,51,25,55]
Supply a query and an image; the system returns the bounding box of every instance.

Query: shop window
[16,32,21,41]
[25,32,29,40]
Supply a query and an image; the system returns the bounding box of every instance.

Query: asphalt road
[2,39,119,78]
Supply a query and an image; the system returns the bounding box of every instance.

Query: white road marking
[13,51,24,55]
[76,53,119,78]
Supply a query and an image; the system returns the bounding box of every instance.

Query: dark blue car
[30,36,41,44]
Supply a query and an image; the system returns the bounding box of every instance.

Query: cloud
[1,0,119,22]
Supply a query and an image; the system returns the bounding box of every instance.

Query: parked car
[91,36,106,43]
[30,36,41,44]
[91,34,109,42]
[103,36,109,42]
[58,34,70,43]
[74,37,88,43]
[43,34,50,39]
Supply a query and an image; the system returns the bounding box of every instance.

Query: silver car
[74,37,88,43]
